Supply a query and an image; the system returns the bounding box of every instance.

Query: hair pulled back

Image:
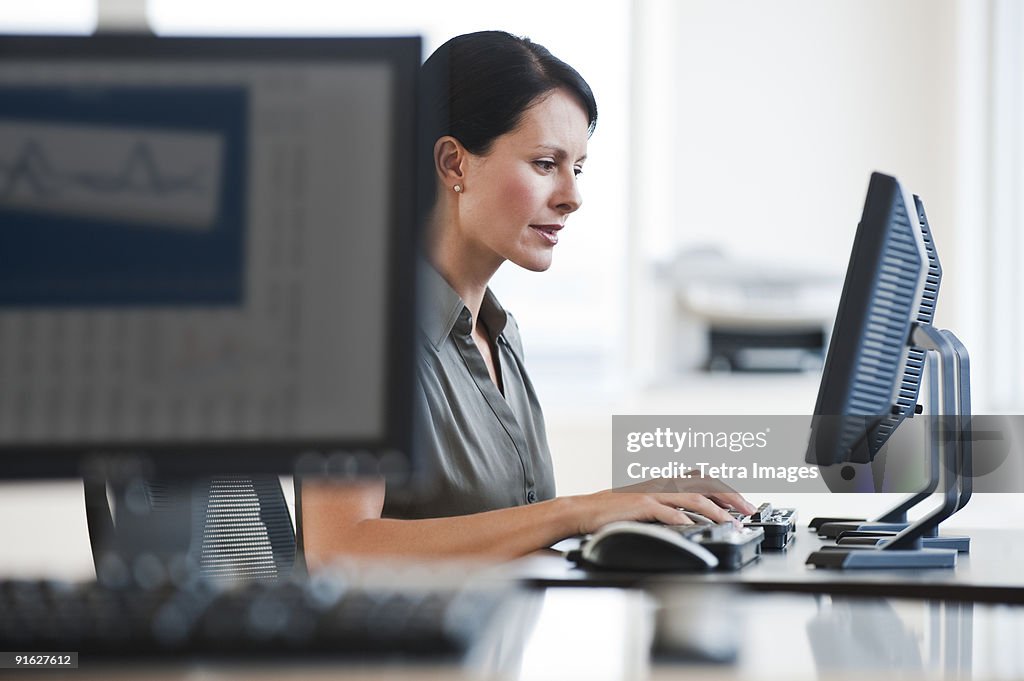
[418,31,597,218]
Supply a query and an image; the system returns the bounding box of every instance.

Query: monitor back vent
[869,197,942,453]
[842,189,924,459]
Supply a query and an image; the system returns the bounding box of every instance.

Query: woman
[301,31,754,567]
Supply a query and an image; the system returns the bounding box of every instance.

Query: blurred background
[2,0,1022,577]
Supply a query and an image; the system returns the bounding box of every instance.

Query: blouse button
[526,490,538,503]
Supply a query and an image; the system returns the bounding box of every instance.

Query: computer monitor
[804,171,972,569]
[806,171,930,469]
[0,35,422,482]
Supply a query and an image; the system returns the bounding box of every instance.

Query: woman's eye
[573,167,584,178]
[534,160,556,171]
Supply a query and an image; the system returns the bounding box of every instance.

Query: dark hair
[418,31,598,217]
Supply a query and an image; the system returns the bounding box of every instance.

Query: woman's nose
[555,171,582,214]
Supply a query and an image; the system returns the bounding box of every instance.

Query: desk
[5,527,1024,679]
[516,527,1024,603]
[4,589,1021,681]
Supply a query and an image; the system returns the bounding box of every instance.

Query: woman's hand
[567,475,757,536]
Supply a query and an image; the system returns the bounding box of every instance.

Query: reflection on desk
[484,588,1023,681]
[3,587,1023,680]
[650,588,1024,681]
[471,588,653,681]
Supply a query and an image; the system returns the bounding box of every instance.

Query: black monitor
[806,171,930,469]
[0,35,422,483]
[804,172,972,569]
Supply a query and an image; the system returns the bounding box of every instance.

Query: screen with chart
[0,37,420,477]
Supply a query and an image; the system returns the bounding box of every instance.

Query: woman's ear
[433,136,466,190]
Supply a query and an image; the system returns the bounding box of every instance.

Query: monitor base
[835,532,970,553]
[818,521,911,538]
[806,546,957,569]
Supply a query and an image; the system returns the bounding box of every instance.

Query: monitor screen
[806,172,930,468]
[0,36,421,479]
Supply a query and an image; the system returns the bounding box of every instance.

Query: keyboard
[673,522,764,570]
[0,574,509,661]
[731,502,798,550]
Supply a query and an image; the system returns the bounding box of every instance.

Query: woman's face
[457,88,589,273]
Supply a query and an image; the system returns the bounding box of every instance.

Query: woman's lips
[530,224,562,245]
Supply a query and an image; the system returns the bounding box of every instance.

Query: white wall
[0,1,96,33]
[628,0,962,381]
[672,0,957,265]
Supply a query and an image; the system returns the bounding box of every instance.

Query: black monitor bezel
[0,35,422,480]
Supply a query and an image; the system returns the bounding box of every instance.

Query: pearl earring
[453,184,463,193]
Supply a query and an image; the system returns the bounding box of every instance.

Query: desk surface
[516,527,1024,603]
[4,588,1020,681]
[4,526,1024,680]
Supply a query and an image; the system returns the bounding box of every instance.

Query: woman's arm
[300,479,756,570]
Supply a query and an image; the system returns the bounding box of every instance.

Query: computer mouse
[579,521,719,572]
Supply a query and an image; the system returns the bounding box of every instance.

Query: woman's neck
[427,217,503,332]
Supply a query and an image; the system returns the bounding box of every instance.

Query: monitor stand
[806,324,972,569]
[813,352,970,552]
[809,402,939,537]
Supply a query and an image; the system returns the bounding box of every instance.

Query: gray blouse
[383,264,556,519]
